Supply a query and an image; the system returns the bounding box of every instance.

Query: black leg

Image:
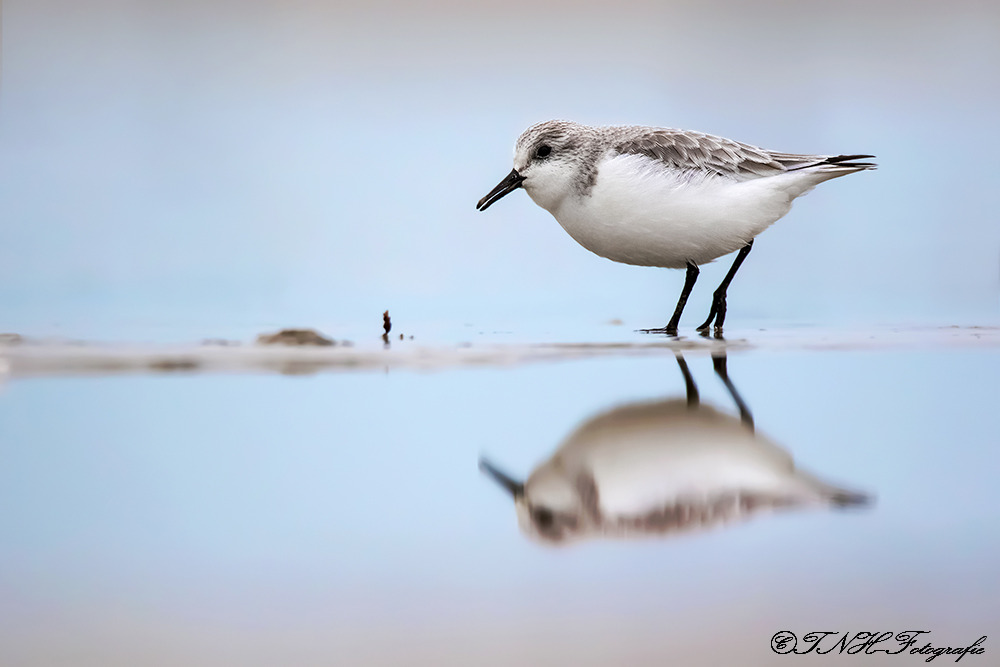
[641,262,699,335]
[712,353,753,430]
[674,353,699,407]
[697,239,754,334]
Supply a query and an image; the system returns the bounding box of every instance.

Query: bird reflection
[480,354,871,545]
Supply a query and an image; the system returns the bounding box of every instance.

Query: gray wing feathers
[614,128,876,181]
[615,129,786,179]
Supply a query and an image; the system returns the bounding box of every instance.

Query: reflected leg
[697,240,753,334]
[642,262,699,335]
[675,353,699,407]
[712,353,753,430]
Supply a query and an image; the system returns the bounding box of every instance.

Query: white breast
[541,154,815,268]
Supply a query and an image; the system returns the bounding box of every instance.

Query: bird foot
[639,326,679,336]
[698,327,725,340]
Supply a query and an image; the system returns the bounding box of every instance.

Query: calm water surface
[1,334,997,666]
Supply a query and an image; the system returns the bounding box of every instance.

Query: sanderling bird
[480,354,870,545]
[477,120,876,334]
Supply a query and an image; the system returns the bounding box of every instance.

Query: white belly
[540,154,811,268]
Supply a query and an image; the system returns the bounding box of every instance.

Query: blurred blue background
[2,4,1000,664]
[1,0,998,341]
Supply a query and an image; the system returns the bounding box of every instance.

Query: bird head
[477,120,592,214]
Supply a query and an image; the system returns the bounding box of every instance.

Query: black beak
[476,169,526,211]
[479,458,524,498]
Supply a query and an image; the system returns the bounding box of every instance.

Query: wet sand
[2,326,997,380]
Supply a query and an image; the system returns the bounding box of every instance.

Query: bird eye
[535,145,552,159]
[532,507,555,529]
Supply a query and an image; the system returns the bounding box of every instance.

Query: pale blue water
[1,342,997,665]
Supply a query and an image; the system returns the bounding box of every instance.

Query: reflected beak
[479,458,525,498]
[476,169,526,211]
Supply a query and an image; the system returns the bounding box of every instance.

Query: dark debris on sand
[255,328,336,347]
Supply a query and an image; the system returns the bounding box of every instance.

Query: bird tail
[767,153,877,192]
[817,154,877,167]
[827,488,873,508]
[794,469,874,509]
[783,153,877,174]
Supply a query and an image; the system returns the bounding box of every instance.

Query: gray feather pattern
[612,127,838,181]
[608,492,799,537]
